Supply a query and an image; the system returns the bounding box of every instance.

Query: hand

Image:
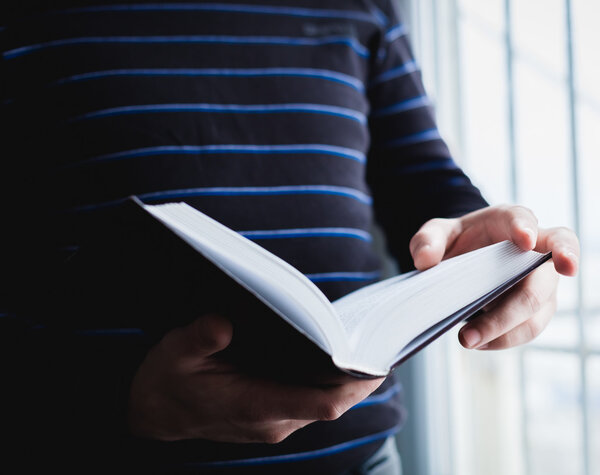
[409,205,579,350]
[127,314,383,443]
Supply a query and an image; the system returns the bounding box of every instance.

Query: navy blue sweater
[0,1,487,473]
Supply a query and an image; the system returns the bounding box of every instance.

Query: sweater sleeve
[0,215,151,468]
[0,318,150,469]
[0,71,149,474]
[365,0,488,271]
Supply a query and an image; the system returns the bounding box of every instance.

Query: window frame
[394,0,594,474]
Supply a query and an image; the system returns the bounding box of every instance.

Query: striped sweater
[0,1,487,472]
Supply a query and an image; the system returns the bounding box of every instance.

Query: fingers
[409,205,540,271]
[222,376,382,443]
[162,314,233,369]
[245,419,315,444]
[410,218,461,270]
[501,205,538,250]
[236,377,381,443]
[460,205,538,250]
[478,304,555,350]
[408,205,577,275]
[535,227,580,276]
[459,261,558,349]
[250,376,384,422]
[208,376,383,444]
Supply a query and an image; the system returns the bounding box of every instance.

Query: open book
[118,198,549,378]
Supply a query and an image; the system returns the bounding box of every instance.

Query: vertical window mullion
[504,0,518,203]
[565,1,589,474]
[504,2,532,473]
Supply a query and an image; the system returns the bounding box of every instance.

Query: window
[395,1,599,474]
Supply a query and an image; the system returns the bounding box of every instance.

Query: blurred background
[390,0,600,474]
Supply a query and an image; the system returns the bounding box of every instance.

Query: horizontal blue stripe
[383,128,441,148]
[185,425,401,468]
[60,3,379,25]
[75,328,145,336]
[3,34,369,60]
[69,103,366,124]
[53,67,364,92]
[305,270,380,282]
[0,313,13,318]
[140,186,372,204]
[371,95,430,118]
[68,185,372,212]
[369,60,419,88]
[76,144,366,165]
[362,1,388,26]
[385,24,407,42]
[446,176,471,187]
[352,383,402,410]
[240,227,372,242]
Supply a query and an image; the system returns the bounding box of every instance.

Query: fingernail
[522,227,536,245]
[461,328,481,348]
[514,220,535,244]
[524,227,535,241]
[566,251,578,265]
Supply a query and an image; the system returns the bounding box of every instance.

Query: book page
[144,202,352,363]
[338,242,547,372]
[332,271,418,335]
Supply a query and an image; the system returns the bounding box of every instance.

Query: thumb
[164,314,233,367]
[409,218,461,270]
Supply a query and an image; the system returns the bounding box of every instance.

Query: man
[0,1,578,473]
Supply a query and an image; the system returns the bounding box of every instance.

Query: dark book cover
[38,197,337,381]
[29,197,552,379]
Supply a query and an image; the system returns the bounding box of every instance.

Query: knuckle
[429,217,454,233]
[504,331,518,348]
[494,204,510,215]
[557,226,579,245]
[262,429,289,445]
[494,332,513,349]
[410,231,425,246]
[524,317,545,341]
[318,400,343,421]
[519,287,542,315]
[410,232,428,253]
[428,217,447,227]
[548,227,580,250]
[511,204,535,218]
[480,314,504,339]
[557,225,573,235]
[417,218,448,236]
[492,206,509,221]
